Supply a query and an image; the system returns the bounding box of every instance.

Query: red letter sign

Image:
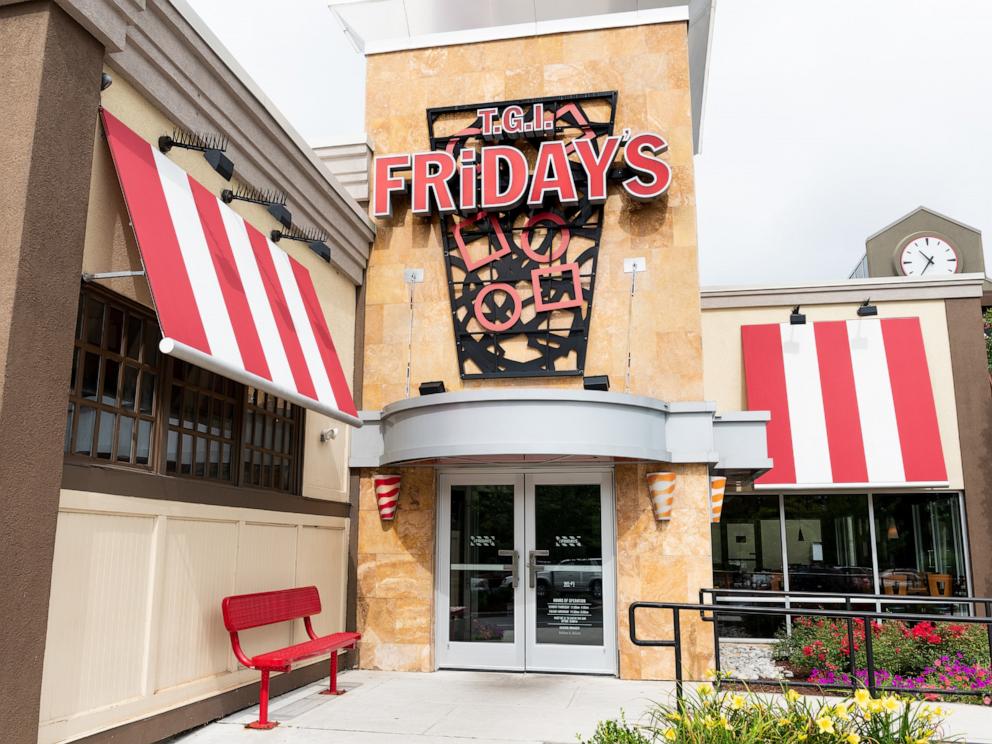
[372,154,411,219]
[621,133,672,201]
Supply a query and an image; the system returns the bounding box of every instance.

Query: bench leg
[246,670,279,730]
[319,650,346,695]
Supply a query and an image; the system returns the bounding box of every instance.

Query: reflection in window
[783,494,874,595]
[873,494,968,603]
[711,494,784,638]
[65,290,159,466]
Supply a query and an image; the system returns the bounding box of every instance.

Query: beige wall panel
[701,299,964,489]
[155,518,239,691]
[40,512,155,722]
[39,492,349,744]
[296,525,349,636]
[235,523,299,653]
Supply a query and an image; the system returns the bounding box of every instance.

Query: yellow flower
[777,717,790,727]
[705,669,717,680]
[697,683,714,697]
[665,712,681,722]
[834,703,850,720]
[868,699,883,714]
[882,696,901,713]
[933,706,945,717]
[663,729,676,741]
[815,717,835,734]
[797,734,807,742]
[854,689,871,708]
[846,734,861,744]
[786,689,801,704]
[731,694,746,710]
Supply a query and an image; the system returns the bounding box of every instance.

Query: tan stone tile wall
[360,22,713,680]
[357,467,436,671]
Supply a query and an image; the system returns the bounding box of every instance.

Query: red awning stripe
[741,317,945,487]
[100,109,359,424]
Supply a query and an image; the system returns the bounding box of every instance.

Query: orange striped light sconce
[710,476,727,523]
[646,472,676,521]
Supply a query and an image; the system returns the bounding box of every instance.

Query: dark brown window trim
[61,461,350,519]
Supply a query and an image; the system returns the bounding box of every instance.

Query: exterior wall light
[858,298,878,317]
[159,128,234,181]
[221,185,293,229]
[271,225,332,263]
[419,380,446,395]
[646,471,676,521]
[100,72,113,91]
[790,305,806,325]
[583,375,610,391]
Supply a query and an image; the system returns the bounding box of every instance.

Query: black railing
[629,589,992,704]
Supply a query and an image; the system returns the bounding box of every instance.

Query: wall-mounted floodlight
[583,375,610,392]
[222,185,292,229]
[857,299,878,317]
[418,381,446,396]
[159,127,234,181]
[790,305,806,325]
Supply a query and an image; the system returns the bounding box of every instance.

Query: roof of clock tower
[863,206,984,278]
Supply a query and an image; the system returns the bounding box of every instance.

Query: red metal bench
[221,586,360,730]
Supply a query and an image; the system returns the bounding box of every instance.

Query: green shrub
[582,681,953,743]
[581,713,651,744]
[775,616,990,677]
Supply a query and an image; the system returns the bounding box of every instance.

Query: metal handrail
[701,586,992,605]
[630,592,992,704]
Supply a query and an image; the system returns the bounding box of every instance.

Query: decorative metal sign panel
[372,91,671,380]
[428,92,615,379]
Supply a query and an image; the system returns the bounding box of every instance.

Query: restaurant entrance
[436,470,617,674]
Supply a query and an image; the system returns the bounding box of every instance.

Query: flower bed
[581,682,949,744]
[773,616,992,704]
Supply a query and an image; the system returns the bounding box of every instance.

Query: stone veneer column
[0,3,104,741]
[616,463,715,680]
[356,467,437,670]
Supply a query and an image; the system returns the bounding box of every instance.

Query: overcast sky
[187,0,992,286]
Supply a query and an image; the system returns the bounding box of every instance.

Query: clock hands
[919,250,935,275]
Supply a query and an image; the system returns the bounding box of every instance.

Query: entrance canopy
[742,317,947,489]
[350,389,770,476]
[100,110,359,427]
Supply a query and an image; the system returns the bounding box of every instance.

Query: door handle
[527,549,550,589]
[498,549,519,588]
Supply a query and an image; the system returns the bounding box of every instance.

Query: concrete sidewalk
[171,669,992,744]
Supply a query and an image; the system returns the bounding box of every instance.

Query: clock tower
[862,206,984,278]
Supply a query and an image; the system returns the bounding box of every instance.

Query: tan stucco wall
[360,23,713,679]
[87,74,357,501]
[701,299,964,490]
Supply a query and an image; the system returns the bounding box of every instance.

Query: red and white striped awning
[742,317,946,488]
[100,109,360,427]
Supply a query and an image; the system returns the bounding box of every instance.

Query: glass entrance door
[437,471,616,674]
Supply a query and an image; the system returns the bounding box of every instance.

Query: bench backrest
[222,586,321,632]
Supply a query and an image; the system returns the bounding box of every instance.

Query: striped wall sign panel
[100,109,359,426]
[741,318,947,488]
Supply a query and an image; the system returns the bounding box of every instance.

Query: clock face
[898,235,960,276]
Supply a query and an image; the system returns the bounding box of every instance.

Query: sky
[186,0,992,286]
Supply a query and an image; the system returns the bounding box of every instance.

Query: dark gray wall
[0,2,103,741]
[866,209,984,277]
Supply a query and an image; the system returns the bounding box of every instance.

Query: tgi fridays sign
[372,92,671,379]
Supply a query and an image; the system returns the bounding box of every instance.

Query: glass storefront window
[783,494,874,595]
[872,494,968,604]
[712,492,971,638]
[711,494,784,638]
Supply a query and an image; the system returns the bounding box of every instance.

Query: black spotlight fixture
[583,375,610,392]
[159,127,234,181]
[857,298,878,317]
[100,72,113,91]
[221,185,293,229]
[419,380,446,396]
[270,225,331,263]
[790,305,806,325]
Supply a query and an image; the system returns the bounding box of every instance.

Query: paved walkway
[173,669,992,744]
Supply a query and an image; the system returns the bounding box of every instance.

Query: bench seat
[251,631,360,671]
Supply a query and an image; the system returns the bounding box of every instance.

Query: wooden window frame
[66,284,306,495]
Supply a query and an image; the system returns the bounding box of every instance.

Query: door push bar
[498,549,519,588]
[527,549,550,588]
